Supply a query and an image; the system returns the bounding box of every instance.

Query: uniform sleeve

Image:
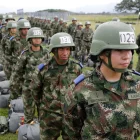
[136,34,140,54]
[63,81,86,139]
[9,53,26,100]
[29,68,42,106]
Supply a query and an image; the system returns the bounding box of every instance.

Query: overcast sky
[0,0,122,13]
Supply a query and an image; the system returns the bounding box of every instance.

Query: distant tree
[115,0,140,13]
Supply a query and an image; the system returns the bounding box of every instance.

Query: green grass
[0,14,140,139]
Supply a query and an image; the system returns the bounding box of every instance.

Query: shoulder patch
[132,70,140,76]
[9,36,15,41]
[21,49,28,55]
[38,63,45,71]
[0,25,2,29]
[73,74,85,85]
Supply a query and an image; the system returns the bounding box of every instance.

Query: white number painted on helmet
[119,32,135,44]
[59,36,71,44]
[33,30,42,35]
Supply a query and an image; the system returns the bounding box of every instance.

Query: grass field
[0,14,140,140]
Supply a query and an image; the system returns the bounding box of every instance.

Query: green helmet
[49,32,75,52]
[72,17,77,21]
[85,21,91,26]
[112,17,120,22]
[6,21,17,29]
[90,21,138,56]
[2,19,7,25]
[17,19,31,30]
[77,22,83,26]
[95,24,100,30]
[5,15,15,21]
[26,27,44,41]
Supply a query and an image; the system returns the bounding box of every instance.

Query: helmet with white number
[49,32,75,52]
[17,19,31,30]
[90,21,138,56]
[26,27,44,41]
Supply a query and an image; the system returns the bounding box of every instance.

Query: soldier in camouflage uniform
[73,22,83,60]
[59,20,68,33]
[1,21,17,79]
[68,17,77,39]
[51,16,59,35]
[57,18,64,33]
[64,21,140,140]
[80,21,93,63]
[43,18,52,44]
[30,32,82,140]
[10,19,31,69]
[10,27,50,123]
[136,34,140,72]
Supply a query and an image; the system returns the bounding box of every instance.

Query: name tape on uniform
[59,36,71,44]
[119,32,135,44]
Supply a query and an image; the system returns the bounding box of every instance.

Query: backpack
[18,122,40,140]
[0,116,8,134]
[8,112,24,133]
[0,94,10,108]
[9,97,24,113]
[0,80,10,94]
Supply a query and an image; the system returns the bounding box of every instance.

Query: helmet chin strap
[101,51,127,73]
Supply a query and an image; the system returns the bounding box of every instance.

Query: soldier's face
[20,28,29,37]
[55,47,71,65]
[10,28,17,35]
[102,50,132,69]
[31,38,42,47]
[72,20,77,24]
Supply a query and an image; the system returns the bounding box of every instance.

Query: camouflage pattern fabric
[81,28,93,55]
[10,46,50,123]
[68,23,77,39]
[64,67,140,140]
[30,57,82,140]
[51,21,59,35]
[1,34,13,79]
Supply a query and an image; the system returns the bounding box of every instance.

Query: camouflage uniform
[64,67,140,140]
[81,27,93,55]
[73,23,83,60]
[60,21,68,33]
[30,57,82,140]
[1,34,13,78]
[136,34,140,71]
[10,45,50,123]
[30,32,82,140]
[68,23,77,39]
[51,20,59,35]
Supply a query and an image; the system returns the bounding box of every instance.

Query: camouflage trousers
[22,81,36,123]
[39,109,69,140]
[81,41,91,55]
[3,59,12,79]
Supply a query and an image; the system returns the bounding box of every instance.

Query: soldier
[80,21,93,63]
[1,21,17,78]
[10,19,31,68]
[57,18,64,33]
[44,18,52,44]
[60,20,68,33]
[30,32,82,140]
[68,17,77,39]
[73,22,83,60]
[10,27,50,123]
[64,21,140,139]
[51,15,59,35]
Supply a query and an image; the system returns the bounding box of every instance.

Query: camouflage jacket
[10,35,29,65]
[136,34,140,54]
[60,25,68,33]
[81,28,93,42]
[51,21,59,35]
[30,57,82,115]
[10,46,50,100]
[68,23,77,37]
[64,67,140,140]
[73,28,83,41]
